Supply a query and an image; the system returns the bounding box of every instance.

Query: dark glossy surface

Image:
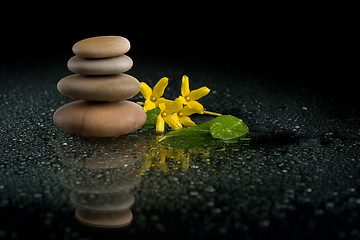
[1,53,360,240]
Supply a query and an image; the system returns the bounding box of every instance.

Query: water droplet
[205,186,216,193]
[190,191,199,196]
[259,220,270,227]
[34,193,42,198]
[326,202,335,208]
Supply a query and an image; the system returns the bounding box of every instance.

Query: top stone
[72,36,130,58]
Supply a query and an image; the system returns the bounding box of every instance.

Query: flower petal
[178,96,187,105]
[157,97,172,106]
[186,101,204,114]
[181,75,190,97]
[143,99,157,112]
[156,114,165,133]
[163,100,175,114]
[153,77,168,98]
[140,82,153,100]
[159,103,167,113]
[181,105,201,116]
[188,86,210,100]
[180,116,196,127]
[172,98,184,113]
[165,114,183,130]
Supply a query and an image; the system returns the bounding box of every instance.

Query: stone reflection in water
[54,131,216,229]
[54,134,146,228]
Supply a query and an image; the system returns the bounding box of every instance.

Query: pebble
[67,55,133,75]
[53,100,146,137]
[57,74,140,102]
[72,36,130,58]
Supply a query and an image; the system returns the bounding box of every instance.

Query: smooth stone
[53,100,146,137]
[57,74,140,102]
[67,55,133,75]
[73,36,130,58]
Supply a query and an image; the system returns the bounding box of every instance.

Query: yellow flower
[156,99,183,133]
[140,77,169,112]
[177,104,202,127]
[179,75,210,113]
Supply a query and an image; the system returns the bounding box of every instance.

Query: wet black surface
[1,49,360,240]
[0,9,359,238]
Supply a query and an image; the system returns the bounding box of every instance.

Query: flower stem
[203,110,222,117]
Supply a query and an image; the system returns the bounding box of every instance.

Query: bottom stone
[53,100,146,137]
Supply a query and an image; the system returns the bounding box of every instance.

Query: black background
[2,5,356,104]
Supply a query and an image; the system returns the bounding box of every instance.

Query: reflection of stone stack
[53,36,146,137]
[55,135,145,228]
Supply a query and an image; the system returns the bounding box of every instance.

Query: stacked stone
[53,36,146,137]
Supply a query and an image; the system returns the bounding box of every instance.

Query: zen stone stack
[53,36,146,137]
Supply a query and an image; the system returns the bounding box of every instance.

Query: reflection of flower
[140,77,169,112]
[179,75,210,113]
[140,136,210,175]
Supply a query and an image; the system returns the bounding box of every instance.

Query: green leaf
[159,121,211,141]
[209,115,249,139]
[141,107,160,131]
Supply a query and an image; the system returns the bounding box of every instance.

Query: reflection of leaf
[162,134,215,149]
[209,115,249,139]
[141,107,160,131]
